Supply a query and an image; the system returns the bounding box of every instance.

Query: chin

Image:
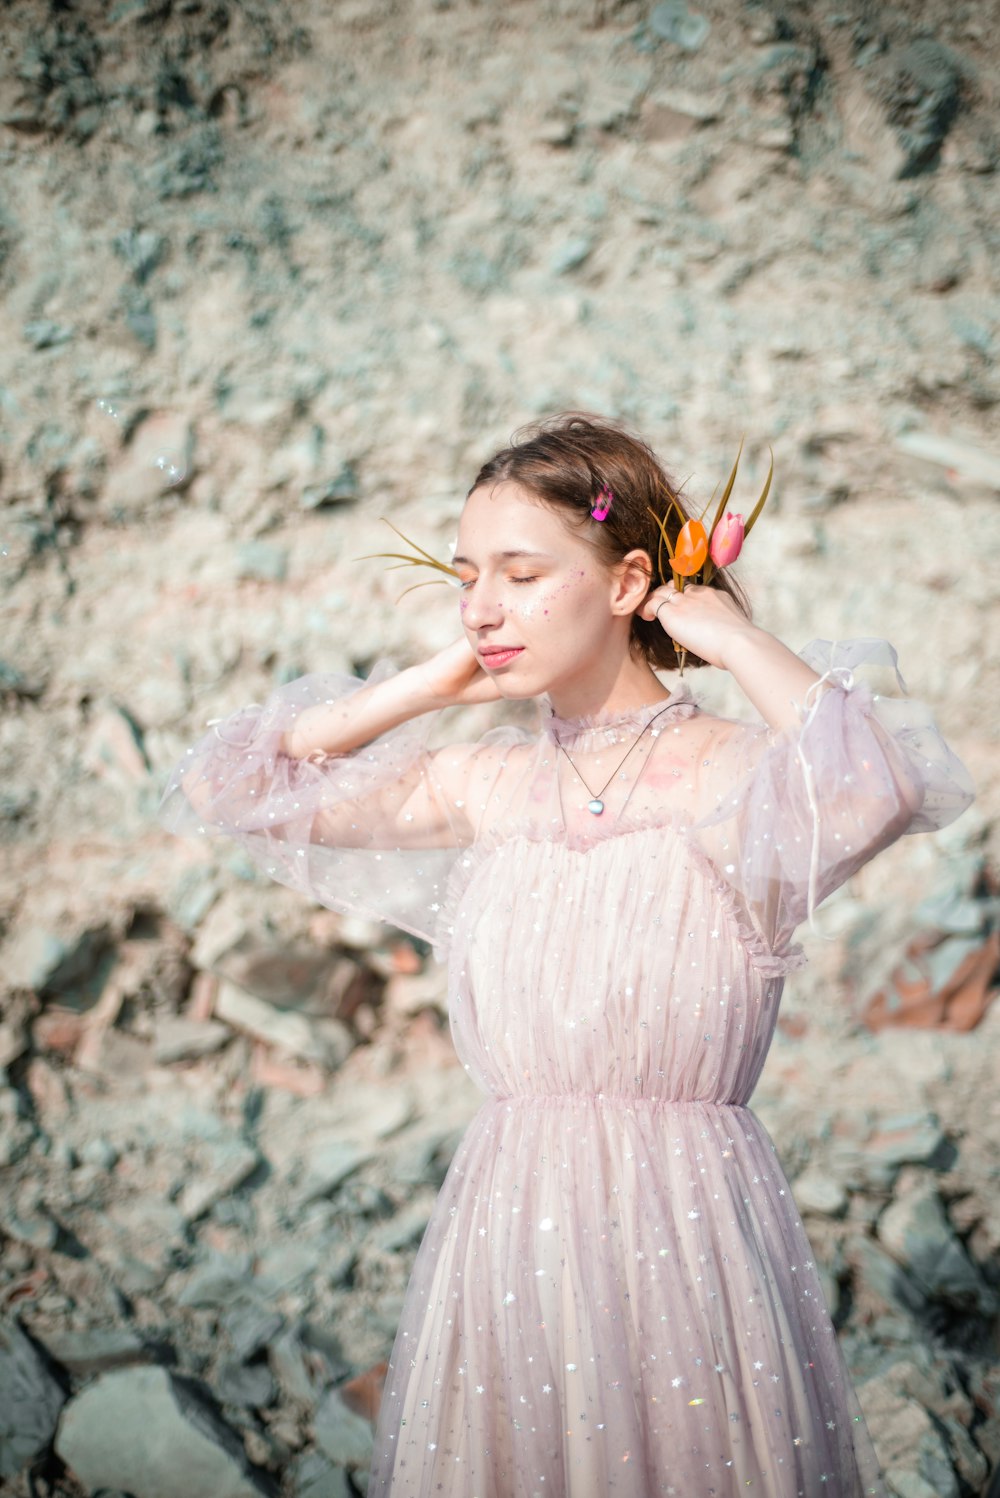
[492,678,539,702]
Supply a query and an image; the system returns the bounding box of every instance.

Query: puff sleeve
[156,661,486,945]
[691,639,976,953]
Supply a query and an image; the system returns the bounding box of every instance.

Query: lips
[478,646,524,669]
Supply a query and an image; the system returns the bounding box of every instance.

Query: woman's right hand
[415,637,504,706]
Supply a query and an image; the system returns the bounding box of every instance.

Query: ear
[611,548,654,616]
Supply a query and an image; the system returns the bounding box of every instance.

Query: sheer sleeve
[691,639,976,953]
[155,661,499,945]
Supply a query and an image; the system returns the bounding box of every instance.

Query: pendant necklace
[557,702,676,816]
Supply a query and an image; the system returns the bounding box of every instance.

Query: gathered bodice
[443,821,801,1109]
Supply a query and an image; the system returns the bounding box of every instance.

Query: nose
[460,581,503,633]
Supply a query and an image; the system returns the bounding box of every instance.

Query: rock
[649,2,710,50]
[0,1317,67,1480]
[103,410,195,512]
[829,1113,947,1192]
[301,463,360,509]
[177,1139,260,1221]
[295,1139,372,1204]
[886,1473,941,1498]
[847,1235,928,1317]
[216,980,351,1068]
[877,1184,995,1314]
[35,1326,146,1376]
[80,1135,119,1171]
[214,1358,277,1409]
[1,924,109,996]
[549,237,594,275]
[876,39,969,178]
[23,319,74,349]
[0,1000,31,1072]
[222,1305,285,1363]
[792,1168,847,1217]
[0,1207,59,1251]
[83,704,152,787]
[235,541,289,583]
[895,429,1000,490]
[254,1241,324,1295]
[216,944,340,1010]
[124,293,157,350]
[293,1450,352,1498]
[313,1387,374,1470]
[384,971,448,1020]
[84,1197,188,1297]
[113,228,167,283]
[940,1414,988,1491]
[268,1327,317,1406]
[154,1015,231,1064]
[177,1253,254,1310]
[0,1114,37,1168]
[54,1365,276,1498]
[859,1368,960,1498]
[374,1198,433,1254]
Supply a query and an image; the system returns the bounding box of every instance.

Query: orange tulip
[672,519,708,577]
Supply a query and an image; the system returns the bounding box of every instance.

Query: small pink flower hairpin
[590,485,614,522]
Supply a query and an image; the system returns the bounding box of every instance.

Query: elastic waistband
[492,1093,748,1110]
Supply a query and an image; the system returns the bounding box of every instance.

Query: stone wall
[1,2,998,1494]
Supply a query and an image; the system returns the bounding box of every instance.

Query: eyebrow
[451,549,556,566]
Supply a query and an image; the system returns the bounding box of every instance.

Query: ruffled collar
[543,680,696,748]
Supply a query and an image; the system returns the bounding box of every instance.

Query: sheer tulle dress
[157,639,974,1498]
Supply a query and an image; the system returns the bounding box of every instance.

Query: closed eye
[457,575,538,589]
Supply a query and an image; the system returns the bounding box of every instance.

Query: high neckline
[543,681,696,747]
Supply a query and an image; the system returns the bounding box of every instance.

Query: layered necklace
[556,702,677,815]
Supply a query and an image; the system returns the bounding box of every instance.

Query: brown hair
[468,412,753,671]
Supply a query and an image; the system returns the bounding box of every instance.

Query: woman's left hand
[639,582,757,671]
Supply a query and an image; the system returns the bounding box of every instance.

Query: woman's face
[454,480,638,703]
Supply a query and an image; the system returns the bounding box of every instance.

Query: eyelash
[458,576,538,590]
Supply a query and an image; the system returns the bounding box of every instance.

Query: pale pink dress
[157,639,974,1498]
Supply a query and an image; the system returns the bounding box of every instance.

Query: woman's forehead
[459,482,582,553]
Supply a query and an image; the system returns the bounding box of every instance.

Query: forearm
[280,664,440,759]
[721,625,823,733]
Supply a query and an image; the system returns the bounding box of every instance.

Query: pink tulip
[709,511,745,568]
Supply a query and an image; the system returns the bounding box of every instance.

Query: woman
[158,414,974,1497]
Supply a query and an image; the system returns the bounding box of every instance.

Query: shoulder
[426,725,536,792]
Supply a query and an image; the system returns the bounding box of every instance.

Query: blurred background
[1,1,998,1494]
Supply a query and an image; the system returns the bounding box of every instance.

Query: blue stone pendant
[588,798,605,815]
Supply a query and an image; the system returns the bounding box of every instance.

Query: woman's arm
[169,638,503,854]
[641,581,820,731]
[280,637,501,759]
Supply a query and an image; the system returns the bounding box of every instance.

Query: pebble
[153,1015,231,1064]
[178,1139,261,1222]
[55,1365,276,1498]
[791,1167,848,1218]
[293,1450,352,1498]
[0,1317,67,1481]
[294,1139,372,1204]
[35,1326,146,1376]
[313,1387,374,1469]
[177,1253,254,1310]
[877,1184,996,1314]
[549,236,594,276]
[214,1358,278,1409]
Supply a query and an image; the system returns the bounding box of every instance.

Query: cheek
[519,568,594,621]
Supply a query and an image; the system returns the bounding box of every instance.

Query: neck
[546,651,673,721]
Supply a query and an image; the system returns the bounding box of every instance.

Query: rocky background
[1,0,999,1494]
